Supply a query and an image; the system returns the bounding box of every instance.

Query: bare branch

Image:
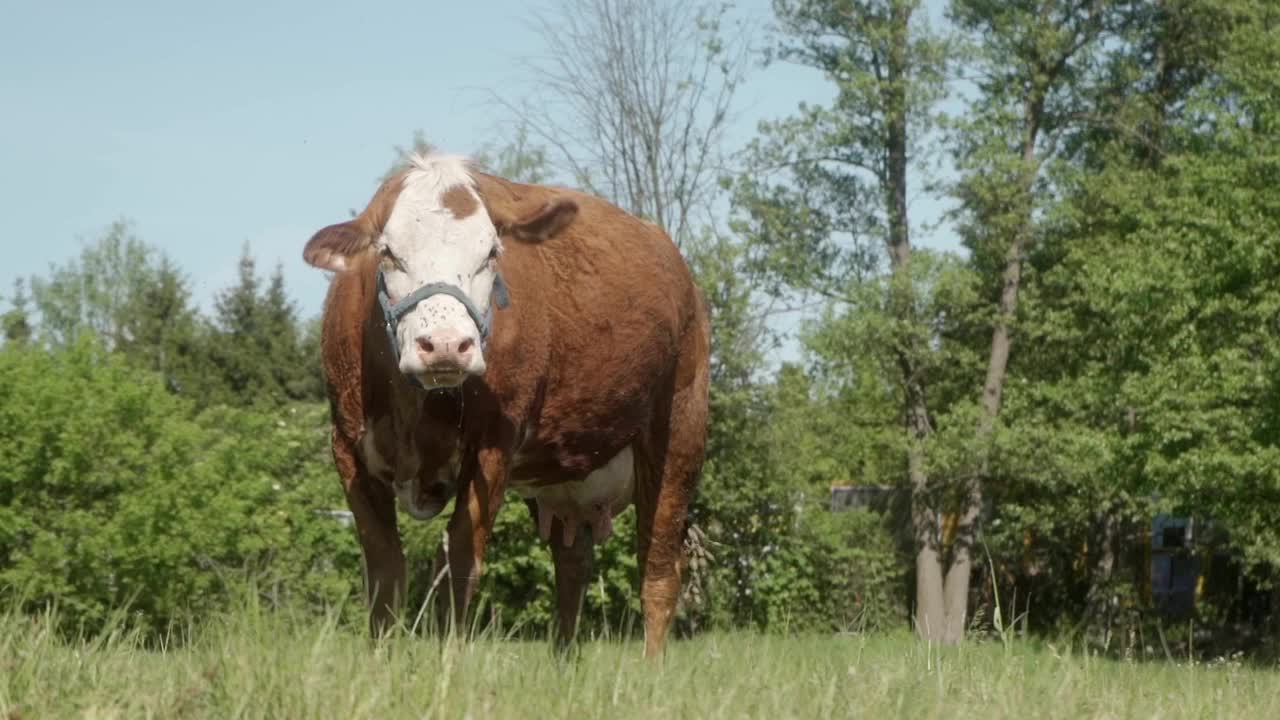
[498,0,752,248]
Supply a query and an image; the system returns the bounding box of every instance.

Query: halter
[376,267,510,389]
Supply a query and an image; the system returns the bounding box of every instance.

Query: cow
[302,151,709,656]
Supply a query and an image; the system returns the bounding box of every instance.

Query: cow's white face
[377,168,500,387]
[304,151,580,389]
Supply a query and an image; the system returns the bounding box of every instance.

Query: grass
[3,604,1279,719]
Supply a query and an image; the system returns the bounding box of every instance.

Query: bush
[698,493,905,634]
[0,337,360,634]
[1,336,899,638]
[753,507,904,632]
[398,497,642,637]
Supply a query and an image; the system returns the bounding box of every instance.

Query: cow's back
[476,175,705,477]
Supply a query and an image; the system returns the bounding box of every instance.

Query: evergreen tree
[206,247,323,406]
[215,245,262,339]
[262,263,322,401]
[208,245,273,404]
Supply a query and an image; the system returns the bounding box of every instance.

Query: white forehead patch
[405,152,476,192]
[383,152,496,253]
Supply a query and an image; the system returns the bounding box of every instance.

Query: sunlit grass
[2,602,1278,719]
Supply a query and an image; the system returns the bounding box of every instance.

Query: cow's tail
[677,519,713,625]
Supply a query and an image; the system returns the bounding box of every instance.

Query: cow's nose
[415,330,476,371]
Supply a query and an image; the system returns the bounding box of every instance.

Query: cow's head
[303,152,576,389]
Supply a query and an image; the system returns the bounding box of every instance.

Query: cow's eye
[487,246,499,260]
[379,246,399,270]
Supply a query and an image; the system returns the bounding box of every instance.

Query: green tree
[207,246,269,404]
[262,263,323,401]
[731,0,955,639]
[941,0,1108,642]
[2,280,33,346]
[0,338,359,634]
[993,0,1280,643]
[27,221,208,396]
[205,248,320,406]
[29,222,194,353]
[683,232,785,629]
[29,220,146,348]
[476,123,552,184]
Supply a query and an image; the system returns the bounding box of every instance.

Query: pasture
[3,2,1279,718]
[4,604,1277,719]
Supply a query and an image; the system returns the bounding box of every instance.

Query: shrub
[699,495,905,634]
[1,336,900,638]
[0,338,359,634]
[399,497,642,637]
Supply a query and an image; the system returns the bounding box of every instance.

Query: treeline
[505,0,1280,653]
[0,235,356,633]
[6,222,324,409]
[702,0,1280,653]
[0,224,897,637]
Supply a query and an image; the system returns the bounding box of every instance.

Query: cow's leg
[434,446,508,633]
[636,350,709,657]
[634,453,694,658]
[522,498,595,651]
[549,512,595,650]
[335,431,404,636]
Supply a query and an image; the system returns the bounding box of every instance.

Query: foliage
[682,235,909,631]
[732,0,950,296]
[26,222,213,398]
[969,0,1280,642]
[751,507,905,632]
[732,0,974,640]
[205,247,324,407]
[21,225,323,409]
[396,498,643,638]
[0,338,358,634]
[1,280,33,346]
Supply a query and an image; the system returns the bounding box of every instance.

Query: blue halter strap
[375,268,510,388]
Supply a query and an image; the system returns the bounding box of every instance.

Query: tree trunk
[879,0,950,642]
[907,378,945,640]
[1084,511,1120,648]
[948,85,1044,642]
[914,515,947,640]
[941,483,982,642]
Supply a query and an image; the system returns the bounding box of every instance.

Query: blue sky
[1,0,957,322]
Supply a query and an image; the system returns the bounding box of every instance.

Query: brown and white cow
[302,152,709,656]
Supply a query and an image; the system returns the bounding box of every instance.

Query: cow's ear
[305,172,406,271]
[303,221,373,271]
[508,198,578,241]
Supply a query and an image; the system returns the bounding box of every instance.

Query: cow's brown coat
[308,167,709,656]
